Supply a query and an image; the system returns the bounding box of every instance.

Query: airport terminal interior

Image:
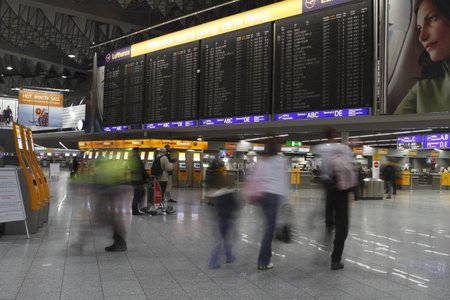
[1,0,450,299]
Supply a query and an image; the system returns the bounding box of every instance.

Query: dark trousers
[325,189,335,227]
[132,185,145,213]
[330,189,349,263]
[258,193,280,266]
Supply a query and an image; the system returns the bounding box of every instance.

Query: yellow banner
[79,139,208,150]
[378,148,388,155]
[408,150,417,157]
[19,90,63,107]
[131,0,301,57]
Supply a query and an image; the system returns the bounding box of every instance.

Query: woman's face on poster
[417,0,450,62]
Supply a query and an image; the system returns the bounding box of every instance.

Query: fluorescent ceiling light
[6,66,13,70]
[68,54,76,58]
[59,142,68,150]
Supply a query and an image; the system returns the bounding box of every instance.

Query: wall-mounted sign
[352,147,363,155]
[431,150,441,158]
[18,90,63,128]
[225,143,238,150]
[423,133,449,149]
[408,150,417,157]
[286,141,302,147]
[378,148,388,155]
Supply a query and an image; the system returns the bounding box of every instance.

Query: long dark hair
[415,0,450,79]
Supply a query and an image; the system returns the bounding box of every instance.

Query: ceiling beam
[9,0,147,29]
[0,41,86,73]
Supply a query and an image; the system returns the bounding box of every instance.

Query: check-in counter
[411,173,441,190]
[288,171,321,189]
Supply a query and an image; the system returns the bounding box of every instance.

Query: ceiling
[0,0,278,104]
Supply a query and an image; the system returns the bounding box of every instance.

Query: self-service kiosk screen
[179,152,186,161]
[193,162,201,169]
[94,153,99,159]
[148,152,154,160]
[124,152,129,160]
[88,152,93,159]
[179,162,186,168]
[116,152,121,160]
[140,152,146,160]
[109,151,114,159]
[193,152,200,162]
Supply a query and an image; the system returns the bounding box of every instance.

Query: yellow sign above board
[131,0,301,57]
[78,139,208,150]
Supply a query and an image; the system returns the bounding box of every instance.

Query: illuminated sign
[423,133,450,149]
[18,90,63,107]
[286,141,302,147]
[104,46,132,64]
[131,0,301,57]
[274,108,370,121]
[397,135,422,149]
[200,115,269,126]
[144,120,197,129]
[103,125,130,132]
[302,0,355,13]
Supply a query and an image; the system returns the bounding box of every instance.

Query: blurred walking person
[248,141,290,270]
[316,127,357,270]
[92,157,129,252]
[129,148,149,215]
[206,159,239,269]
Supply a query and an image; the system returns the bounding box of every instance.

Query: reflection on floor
[1,171,450,299]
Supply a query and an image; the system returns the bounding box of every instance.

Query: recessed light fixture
[61,75,68,79]
[68,54,76,58]
[6,66,13,70]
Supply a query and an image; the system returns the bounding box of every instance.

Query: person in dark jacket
[129,148,149,215]
[382,161,397,199]
[206,159,238,268]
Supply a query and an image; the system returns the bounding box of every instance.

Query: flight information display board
[144,42,199,123]
[200,23,272,119]
[274,0,373,113]
[103,56,145,126]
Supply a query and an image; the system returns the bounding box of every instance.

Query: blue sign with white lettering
[397,135,423,144]
[200,115,270,126]
[103,125,130,132]
[144,120,197,129]
[423,133,450,149]
[274,108,370,121]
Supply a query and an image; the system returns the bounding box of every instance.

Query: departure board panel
[274,0,373,113]
[103,56,145,126]
[144,42,199,123]
[200,23,272,119]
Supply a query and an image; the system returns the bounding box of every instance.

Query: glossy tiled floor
[1,171,450,299]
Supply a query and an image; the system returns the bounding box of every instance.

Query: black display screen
[274,0,373,113]
[144,42,199,123]
[199,23,272,119]
[103,56,145,126]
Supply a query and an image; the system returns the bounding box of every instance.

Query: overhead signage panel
[274,108,370,121]
[423,133,450,149]
[144,120,197,129]
[200,115,270,126]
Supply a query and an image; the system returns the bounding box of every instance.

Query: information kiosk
[178,152,187,188]
[192,152,202,188]
[6,123,41,234]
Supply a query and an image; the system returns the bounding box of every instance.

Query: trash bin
[361,178,384,200]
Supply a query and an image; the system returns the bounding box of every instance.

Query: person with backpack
[316,126,357,270]
[129,148,150,215]
[152,148,175,214]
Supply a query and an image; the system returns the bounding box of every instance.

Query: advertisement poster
[387,0,450,114]
[17,90,63,128]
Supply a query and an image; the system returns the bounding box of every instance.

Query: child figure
[206,160,238,269]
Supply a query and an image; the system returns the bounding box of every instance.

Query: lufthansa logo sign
[105,53,111,62]
[305,0,316,9]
